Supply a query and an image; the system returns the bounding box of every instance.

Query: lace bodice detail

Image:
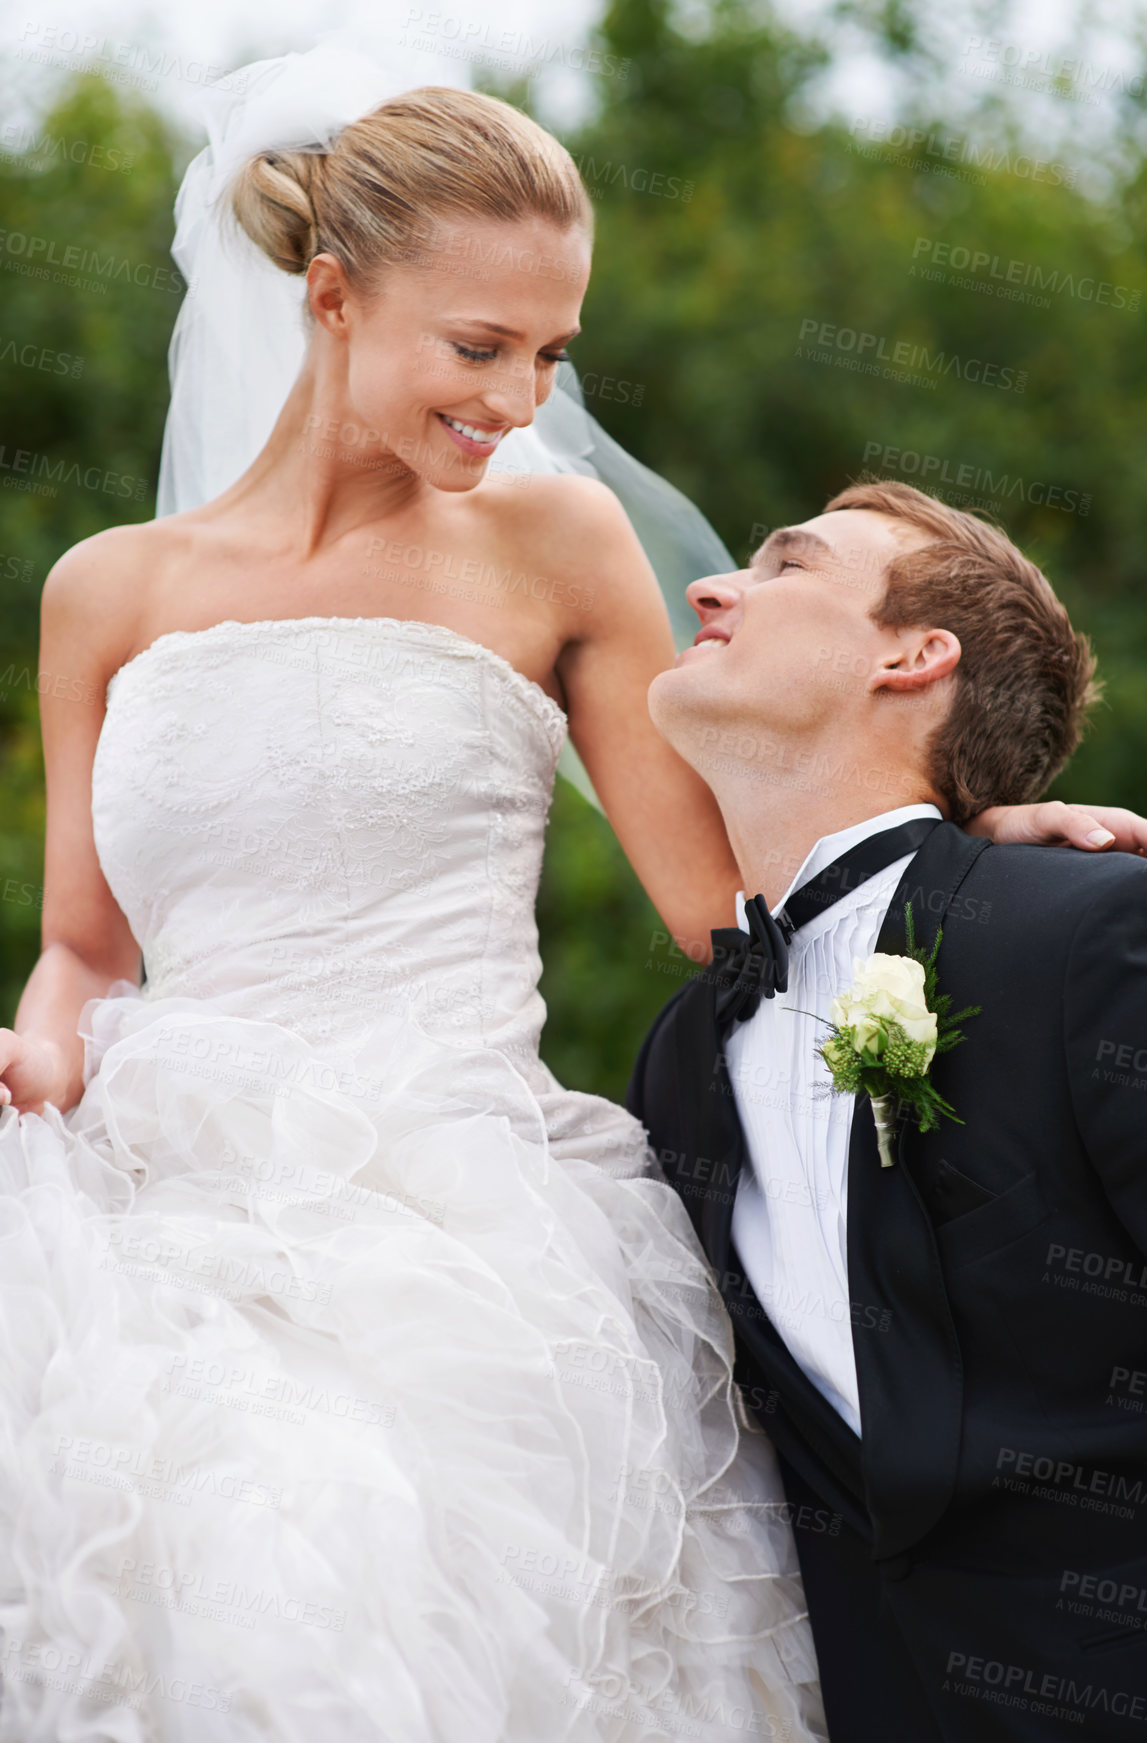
[93,616,568,1053]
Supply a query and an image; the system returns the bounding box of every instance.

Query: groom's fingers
[972,800,1147,854]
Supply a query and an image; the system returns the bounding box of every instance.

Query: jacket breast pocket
[924,1156,996,1225]
[934,1169,1051,1270]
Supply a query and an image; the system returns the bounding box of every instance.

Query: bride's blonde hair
[230,86,592,282]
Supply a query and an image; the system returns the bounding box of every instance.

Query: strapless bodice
[93,616,568,1055]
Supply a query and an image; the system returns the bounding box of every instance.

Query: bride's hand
[969,801,1147,855]
[0,1031,68,1115]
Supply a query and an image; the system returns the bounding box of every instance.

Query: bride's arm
[0,535,142,1115]
[546,480,743,952]
[968,801,1147,855]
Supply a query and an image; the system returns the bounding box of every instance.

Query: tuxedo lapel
[686,971,867,1516]
[847,823,991,1559]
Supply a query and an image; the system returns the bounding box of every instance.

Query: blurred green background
[2,0,1145,1102]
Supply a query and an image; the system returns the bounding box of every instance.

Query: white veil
[157,40,734,802]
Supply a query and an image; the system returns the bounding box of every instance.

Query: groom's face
[648,508,932,756]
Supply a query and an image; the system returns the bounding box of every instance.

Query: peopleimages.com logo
[0,229,184,294]
[861,442,1090,516]
[797,319,1026,393]
[911,237,1141,311]
[0,446,147,501]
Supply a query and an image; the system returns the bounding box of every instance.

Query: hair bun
[230,148,325,276]
[229,88,590,287]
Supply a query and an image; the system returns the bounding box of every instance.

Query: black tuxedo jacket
[629,824,1147,1738]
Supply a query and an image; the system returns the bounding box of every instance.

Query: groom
[628,480,1147,1741]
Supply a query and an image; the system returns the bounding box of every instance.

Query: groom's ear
[870,628,961,696]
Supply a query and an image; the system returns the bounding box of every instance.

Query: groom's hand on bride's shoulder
[969,799,1147,856]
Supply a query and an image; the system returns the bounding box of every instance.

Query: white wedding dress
[0,615,823,1742]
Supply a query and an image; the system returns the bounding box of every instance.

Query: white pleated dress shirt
[727,803,943,1436]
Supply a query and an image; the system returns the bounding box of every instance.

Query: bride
[0,45,1134,1743]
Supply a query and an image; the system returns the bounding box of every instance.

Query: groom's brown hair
[825,479,1099,823]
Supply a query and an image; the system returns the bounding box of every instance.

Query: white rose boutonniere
[829,954,939,1067]
[818,904,980,1167]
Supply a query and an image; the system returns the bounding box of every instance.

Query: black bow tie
[711,817,940,1035]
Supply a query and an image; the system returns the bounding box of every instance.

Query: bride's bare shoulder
[41,516,193,684]
[488,471,626,532]
[483,471,644,571]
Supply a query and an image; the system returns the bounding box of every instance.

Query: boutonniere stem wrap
[818,905,980,1166]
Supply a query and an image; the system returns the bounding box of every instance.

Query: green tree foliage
[537,779,683,1104]
[0,78,181,1018]
[3,7,1147,1098]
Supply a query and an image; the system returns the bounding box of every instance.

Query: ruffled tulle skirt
[0,988,824,1741]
